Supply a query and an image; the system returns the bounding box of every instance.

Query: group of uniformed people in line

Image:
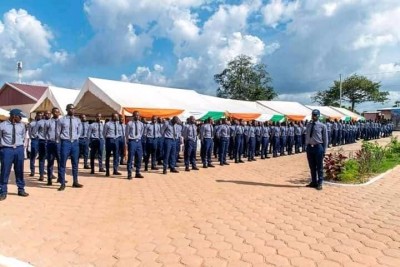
[0,104,395,200]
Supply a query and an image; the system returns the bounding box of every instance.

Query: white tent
[330,106,365,121]
[30,86,79,116]
[257,101,312,121]
[74,78,212,119]
[306,105,345,120]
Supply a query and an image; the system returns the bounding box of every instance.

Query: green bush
[338,159,360,183]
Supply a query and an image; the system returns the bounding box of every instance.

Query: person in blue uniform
[88,113,106,174]
[287,122,295,155]
[44,107,61,186]
[126,111,145,179]
[117,115,126,166]
[305,109,328,190]
[260,121,270,159]
[0,109,29,200]
[217,118,230,166]
[144,115,160,171]
[104,113,121,177]
[29,112,42,177]
[58,104,83,191]
[200,118,215,168]
[36,111,47,181]
[183,116,199,171]
[162,116,180,174]
[79,114,90,169]
[232,119,245,163]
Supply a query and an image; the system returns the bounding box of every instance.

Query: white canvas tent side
[74,77,209,118]
[306,105,344,120]
[30,86,80,116]
[257,101,312,121]
[330,106,365,121]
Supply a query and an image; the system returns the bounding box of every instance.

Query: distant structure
[17,61,23,83]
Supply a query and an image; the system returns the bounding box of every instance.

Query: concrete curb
[325,166,398,187]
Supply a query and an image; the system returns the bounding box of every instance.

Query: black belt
[308,143,322,147]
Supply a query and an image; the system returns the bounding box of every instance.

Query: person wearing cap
[126,111,145,179]
[0,109,29,200]
[88,113,106,174]
[58,104,83,191]
[305,109,328,190]
[104,113,122,177]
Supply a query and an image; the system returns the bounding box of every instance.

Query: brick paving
[1,133,400,267]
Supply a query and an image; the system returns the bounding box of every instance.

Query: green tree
[214,55,277,101]
[312,74,389,111]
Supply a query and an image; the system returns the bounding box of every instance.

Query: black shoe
[316,184,323,190]
[171,169,179,173]
[203,164,208,168]
[163,170,167,174]
[223,162,230,165]
[144,167,148,172]
[239,160,245,163]
[192,166,199,170]
[261,157,265,159]
[0,194,7,201]
[72,183,83,188]
[151,167,159,170]
[38,176,44,181]
[29,172,34,177]
[266,156,270,159]
[252,159,257,161]
[185,167,190,172]
[113,171,122,175]
[90,170,95,174]
[84,165,91,169]
[105,172,110,177]
[220,163,224,166]
[120,162,127,166]
[99,168,106,172]
[56,179,67,184]
[235,160,239,163]
[47,180,53,186]
[58,184,65,191]
[128,174,132,180]
[135,173,144,179]
[306,183,317,188]
[18,191,29,197]
[51,175,57,179]
[208,164,215,168]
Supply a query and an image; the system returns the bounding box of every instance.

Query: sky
[0,0,399,112]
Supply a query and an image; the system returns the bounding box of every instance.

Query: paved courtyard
[1,133,400,267]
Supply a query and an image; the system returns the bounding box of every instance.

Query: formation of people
[0,104,394,200]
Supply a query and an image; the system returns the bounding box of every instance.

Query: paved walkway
[1,134,400,267]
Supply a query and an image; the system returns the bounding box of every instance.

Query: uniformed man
[232,119,245,163]
[29,112,42,177]
[117,115,127,166]
[144,115,160,172]
[88,113,105,174]
[287,122,295,155]
[200,118,215,168]
[0,109,29,200]
[36,111,48,181]
[305,109,328,190]
[294,122,302,153]
[125,111,144,179]
[217,118,230,166]
[247,121,256,161]
[280,122,287,156]
[161,116,180,174]
[57,104,83,191]
[79,114,90,169]
[260,121,270,159]
[183,116,199,171]
[44,107,61,186]
[104,113,121,177]
[272,122,281,157]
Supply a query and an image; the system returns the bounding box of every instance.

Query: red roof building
[0,82,48,116]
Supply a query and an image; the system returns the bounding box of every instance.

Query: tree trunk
[351,101,355,111]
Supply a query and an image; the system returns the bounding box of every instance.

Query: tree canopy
[312,74,389,111]
[214,55,277,101]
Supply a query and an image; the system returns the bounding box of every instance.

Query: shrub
[324,152,347,181]
[338,159,360,183]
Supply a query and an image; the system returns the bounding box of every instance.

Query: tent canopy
[74,78,211,118]
[257,101,312,121]
[330,106,365,121]
[30,86,79,116]
[306,105,344,120]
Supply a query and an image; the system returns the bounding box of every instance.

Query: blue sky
[0,0,399,112]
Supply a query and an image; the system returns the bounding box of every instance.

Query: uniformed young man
[126,111,144,179]
[36,111,48,181]
[0,109,29,200]
[200,117,215,168]
[88,113,106,174]
[44,107,61,186]
[182,116,199,171]
[79,114,90,169]
[117,115,127,166]
[161,116,180,174]
[58,104,83,191]
[217,118,230,166]
[29,112,42,177]
[104,113,121,177]
[144,115,160,171]
[305,109,328,190]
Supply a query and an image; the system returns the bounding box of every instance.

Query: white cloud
[121,64,169,86]
[262,0,299,28]
[323,3,338,16]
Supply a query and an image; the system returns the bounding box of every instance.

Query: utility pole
[339,74,342,108]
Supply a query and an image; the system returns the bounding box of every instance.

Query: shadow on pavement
[216,179,305,188]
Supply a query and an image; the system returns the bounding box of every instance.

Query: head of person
[66,104,75,116]
[111,113,119,122]
[132,111,140,121]
[36,111,43,121]
[44,110,51,120]
[151,115,158,123]
[96,113,102,122]
[80,114,87,122]
[9,109,26,123]
[311,109,320,122]
[52,107,60,119]
[189,116,195,124]
[119,115,124,124]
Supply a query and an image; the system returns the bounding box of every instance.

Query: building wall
[0,86,35,105]
[363,113,378,121]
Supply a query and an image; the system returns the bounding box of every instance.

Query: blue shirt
[36,119,47,140]
[118,123,126,139]
[145,122,161,138]
[305,121,328,150]
[104,121,121,139]
[80,121,90,138]
[280,126,287,137]
[272,126,280,137]
[200,123,213,140]
[232,125,244,135]
[287,126,295,136]
[126,120,144,140]
[183,124,197,141]
[0,120,25,147]
[162,121,180,140]
[88,122,104,139]
[248,126,256,138]
[217,124,230,138]
[45,118,61,142]
[294,125,302,135]
[59,116,82,141]
[28,121,38,139]
[261,126,270,138]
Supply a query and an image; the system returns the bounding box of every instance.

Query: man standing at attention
[104,113,121,177]
[305,109,328,190]
[58,104,83,191]
[126,111,144,179]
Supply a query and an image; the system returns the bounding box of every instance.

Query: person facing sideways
[58,104,83,191]
[305,109,328,190]
[0,109,29,201]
